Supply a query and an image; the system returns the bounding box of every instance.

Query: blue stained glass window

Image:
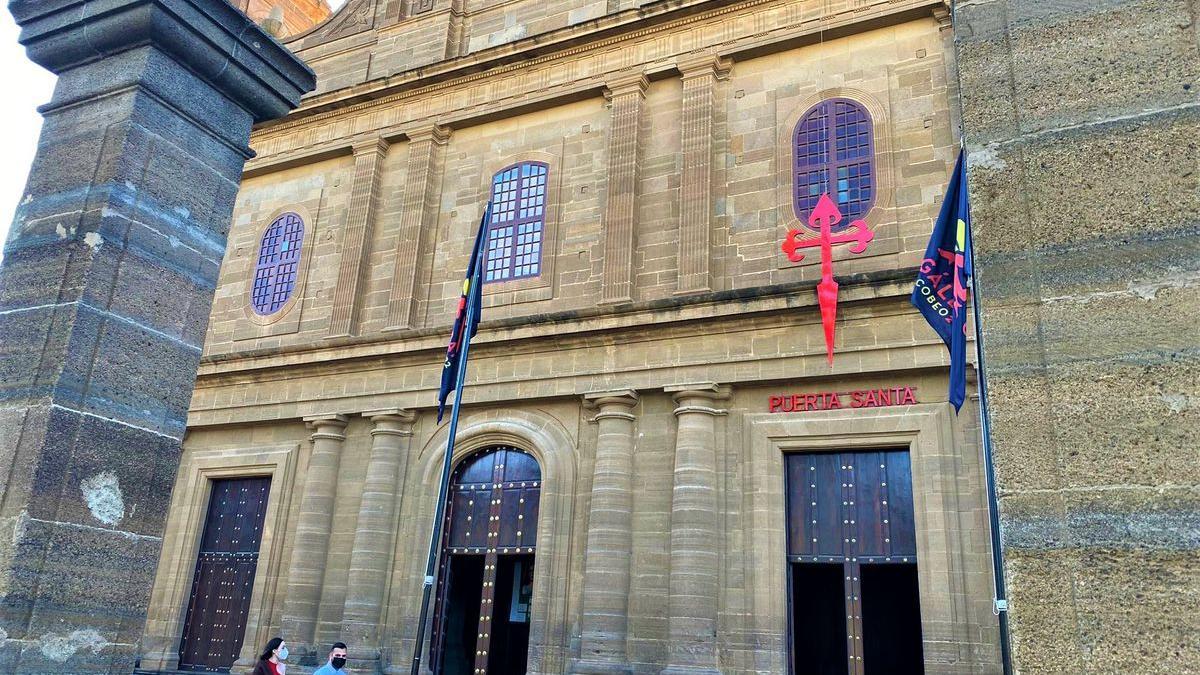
[250,212,303,315]
[793,98,876,228]
[485,162,547,283]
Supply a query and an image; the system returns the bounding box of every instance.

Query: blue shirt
[312,664,346,675]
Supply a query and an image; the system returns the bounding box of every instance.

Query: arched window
[250,212,303,315]
[485,162,548,283]
[793,98,876,226]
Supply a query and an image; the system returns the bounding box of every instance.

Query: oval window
[250,212,304,315]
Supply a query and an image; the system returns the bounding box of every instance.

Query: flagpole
[961,138,1014,675]
[409,213,488,675]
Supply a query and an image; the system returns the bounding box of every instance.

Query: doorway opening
[785,450,924,675]
[432,446,541,675]
[178,477,271,672]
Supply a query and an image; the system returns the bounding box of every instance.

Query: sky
[0,13,57,257]
[0,1,347,259]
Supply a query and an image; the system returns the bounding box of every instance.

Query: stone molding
[402,410,579,672]
[247,0,935,168]
[740,403,999,673]
[139,444,301,671]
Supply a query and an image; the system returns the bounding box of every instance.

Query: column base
[571,657,634,674]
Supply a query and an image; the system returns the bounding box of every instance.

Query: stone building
[135,0,1008,673]
[231,0,335,38]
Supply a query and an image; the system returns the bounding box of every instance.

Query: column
[342,410,415,664]
[386,124,450,330]
[280,414,350,660]
[676,55,730,295]
[329,136,390,337]
[0,2,313,672]
[661,384,729,675]
[574,390,640,674]
[600,73,648,304]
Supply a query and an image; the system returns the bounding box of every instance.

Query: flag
[912,152,973,412]
[437,203,491,422]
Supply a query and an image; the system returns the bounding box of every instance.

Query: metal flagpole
[409,211,488,675]
[961,135,1014,675]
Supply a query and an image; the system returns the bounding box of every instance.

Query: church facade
[135,1,1004,673]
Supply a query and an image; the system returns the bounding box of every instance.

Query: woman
[251,637,288,675]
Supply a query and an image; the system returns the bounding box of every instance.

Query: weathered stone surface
[959,0,1200,671]
[0,1,313,672]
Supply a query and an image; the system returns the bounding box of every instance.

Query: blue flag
[437,203,491,422]
[912,152,973,412]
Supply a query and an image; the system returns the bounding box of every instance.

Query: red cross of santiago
[780,193,876,365]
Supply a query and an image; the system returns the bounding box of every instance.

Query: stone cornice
[246,0,942,166]
[197,267,918,378]
[11,0,316,122]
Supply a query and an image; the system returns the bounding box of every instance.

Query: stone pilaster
[280,414,350,660]
[329,137,390,337]
[600,73,648,304]
[661,383,729,675]
[342,410,416,665]
[0,1,313,671]
[676,55,730,295]
[387,124,450,330]
[446,0,467,59]
[574,390,640,674]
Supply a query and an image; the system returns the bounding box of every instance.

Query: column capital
[304,414,349,439]
[604,72,650,100]
[676,53,732,80]
[362,409,417,436]
[406,124,451,145]
[666,383,730,415]
[584,390,639,422]
[351,135,391,156]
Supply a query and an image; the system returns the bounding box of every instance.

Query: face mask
[332,657,347,669]
[277,647,289,661]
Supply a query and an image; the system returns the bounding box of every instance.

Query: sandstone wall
[956,0,1200,671]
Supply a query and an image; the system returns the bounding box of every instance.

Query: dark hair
[330,641,347,652]
[259,637,284,661]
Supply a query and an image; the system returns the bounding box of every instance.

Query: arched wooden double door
[432,446,541,675]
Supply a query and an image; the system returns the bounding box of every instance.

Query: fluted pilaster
[600,73,648,304]
[329,137,389,337]
[676,55,730,295]
[387,124,450,329]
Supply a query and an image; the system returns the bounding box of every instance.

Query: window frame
[250,211,304,316]
[483,161,550,285]
[792,97,877,228]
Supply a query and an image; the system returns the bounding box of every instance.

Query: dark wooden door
[785,450,923,675]
[179,477,271,672]
[432,446,541,675]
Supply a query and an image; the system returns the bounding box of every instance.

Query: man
[313,642,348,675]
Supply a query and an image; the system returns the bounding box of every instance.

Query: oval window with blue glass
[250,212,304,315]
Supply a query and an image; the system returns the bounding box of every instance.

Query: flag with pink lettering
[911,152,972,412]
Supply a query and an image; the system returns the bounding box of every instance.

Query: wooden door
[432,447,541,675]
[178,477,271,672]
[785,450,923,675]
